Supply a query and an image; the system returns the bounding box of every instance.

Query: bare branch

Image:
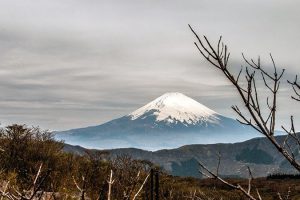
[256,189,262,200]
[247,166,253,195]
[198,161,258,200]
[132,173,150,200]
[107,170,114,200]
[288,75,300,101]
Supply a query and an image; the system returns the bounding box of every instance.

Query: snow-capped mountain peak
[128,92,219,125]
[57,92,259,150]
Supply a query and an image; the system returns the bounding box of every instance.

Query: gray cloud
[0,0,299,130]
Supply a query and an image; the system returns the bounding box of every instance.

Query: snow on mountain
[56,92,260,150]
[128,92,219,125]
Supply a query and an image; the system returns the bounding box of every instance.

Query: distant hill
[64,134,299,178]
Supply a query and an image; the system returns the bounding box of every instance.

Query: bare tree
[189,24,299,199]
[189,24,300,171]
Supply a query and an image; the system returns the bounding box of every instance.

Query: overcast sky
[0,0,299,131]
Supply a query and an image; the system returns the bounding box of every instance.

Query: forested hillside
[1,124,299,199]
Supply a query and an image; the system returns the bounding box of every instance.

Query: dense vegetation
[235,146,274,164]
[0,124,299,199]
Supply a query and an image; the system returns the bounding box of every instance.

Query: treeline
[267,173,300,180]
[0,124,299,200]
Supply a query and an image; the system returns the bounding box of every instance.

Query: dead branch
[288,75,300,101]
[107,170,114,200]
[72,175,86,200]
[124,171,141,199]
[199,160,258,200]
[132,172,150,200]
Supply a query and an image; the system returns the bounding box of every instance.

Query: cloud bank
[0,0,299,130]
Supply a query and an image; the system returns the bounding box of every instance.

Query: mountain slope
[56,92,260,150]
[64,134,299,178]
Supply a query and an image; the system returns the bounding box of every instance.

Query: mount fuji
[56,93,260,150]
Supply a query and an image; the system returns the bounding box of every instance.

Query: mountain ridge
[63,133,299,178]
